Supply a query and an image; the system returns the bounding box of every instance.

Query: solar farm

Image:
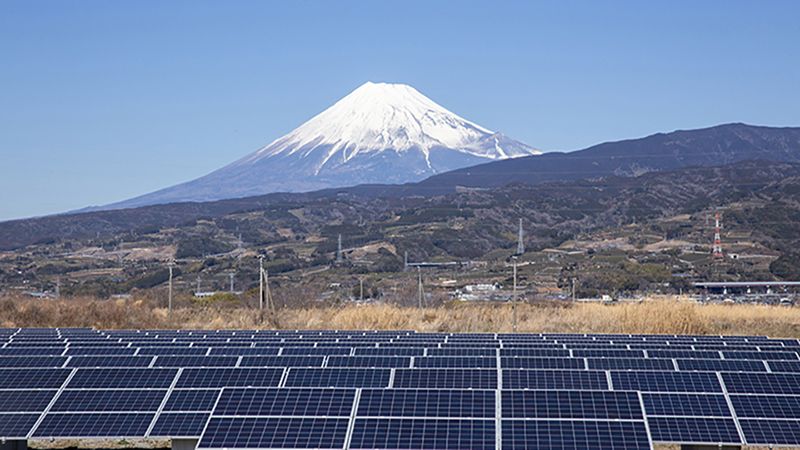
[2,329,800,450]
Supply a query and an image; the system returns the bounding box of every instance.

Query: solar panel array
[2,328,800,448]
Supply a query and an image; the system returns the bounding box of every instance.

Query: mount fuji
[108,82,540,209]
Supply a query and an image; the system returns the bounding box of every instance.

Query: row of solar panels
[2,329,796,343]
[3,367,800,394]
[4,385,800,447]
[6,355,800,372]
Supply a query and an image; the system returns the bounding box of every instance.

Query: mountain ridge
[416,122,800,191]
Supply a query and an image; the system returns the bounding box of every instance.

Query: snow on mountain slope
[107,82,540,209]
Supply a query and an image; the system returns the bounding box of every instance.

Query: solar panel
[51,390,167,412]
[281,347,352,356]
[153,356,239,368]
[357,389,494,418]
[208,347,280,356]
[723,351,799,360]
[0,356,67,368]
[426,348,497,357]
[739,419,800,445]
[283,368,390,388]
[642,393,732,417]
[647,416,742,444]
[588,358,675,371]
[393,369,497,389]
[501,419,650,450]
[0,368,70,389]
[0,413,41,438]
[611,371,722,393]
[722,372,800,395]
[214,388,355,416]
[355,347,424,356]
[349,418,495,450]
[149,412,210,437]
[676,358,767,372]
[503,370,609,390]
[65,347,136,356]
[239,356,324,367]
[326,356,411,368]
[198,417,349,449]
[136,347,209,356]
[731,395,800,418]
[164,389,220,412]
[573,349,645,358]
[414,357,496,369]
[177,368,284,388]
[767,360,800,373]
[503,390,642,419]
[647,350,721,359]
[68,368,178,389]
[67,356,154,368]
[32,413,155,437]
[0,348,65,356]
[500,349,570,358]
[0,390,57,412]
[501,357,584,370]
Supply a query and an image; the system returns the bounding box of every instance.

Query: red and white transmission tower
[712,211,723,259]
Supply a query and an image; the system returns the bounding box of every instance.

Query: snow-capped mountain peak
[106,82,540,209]
[243,82,538,171]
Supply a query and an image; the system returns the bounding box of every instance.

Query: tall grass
[2,295,800,337]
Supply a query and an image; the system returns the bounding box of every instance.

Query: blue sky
[1,1,799,220]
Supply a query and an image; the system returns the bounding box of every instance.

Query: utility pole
[264,268,273,312]
[167,261,174,318]
[417,267,424,308]
[336,234,343,263]
[512,257,518,332]
[516,219,525,255]
[258,256,264,311]
[571,278,577,301]
[229,272,235,293]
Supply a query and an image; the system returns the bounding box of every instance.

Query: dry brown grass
[3,295,800,337]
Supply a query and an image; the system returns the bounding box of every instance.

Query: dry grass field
[3,294,800,337]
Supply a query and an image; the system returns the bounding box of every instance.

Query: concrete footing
[0,441,27,450]
[172,438,199,450]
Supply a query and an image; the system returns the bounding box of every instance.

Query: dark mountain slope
[416,123,800,191]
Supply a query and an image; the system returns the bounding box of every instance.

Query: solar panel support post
[0,441,27,450]
[170,438,198,450]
